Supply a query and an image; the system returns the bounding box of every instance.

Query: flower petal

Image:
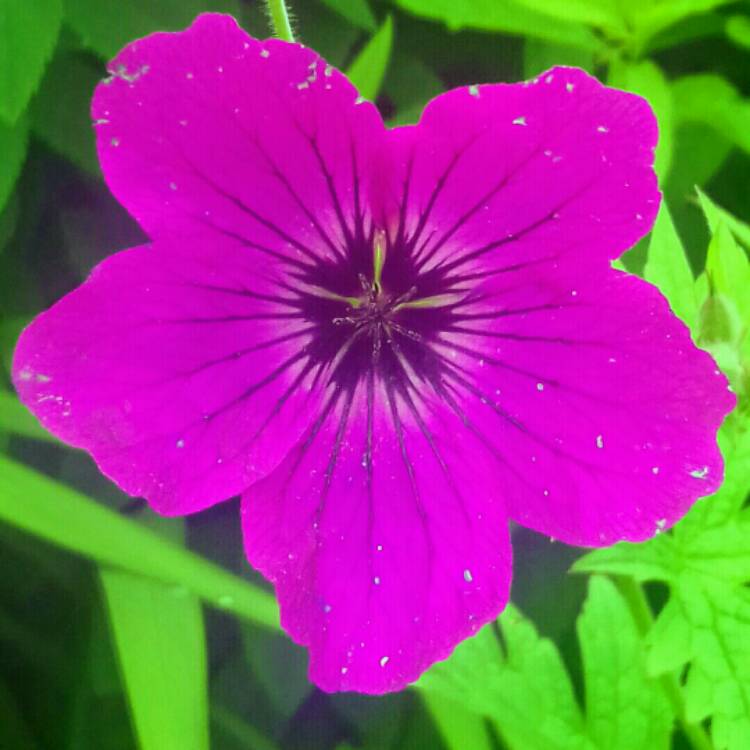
[13,238,331,514]
[241,377,512,693]
[93,13,385,258]
[429,260,734,545]
[379,67,659,271]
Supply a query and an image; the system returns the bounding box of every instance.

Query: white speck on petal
[566,82,575,92]
[110,137,120,147]
[656,518,667,530]
[324,64,333,77]
[652,466,660,475]
[597,125,609,133]
[596,435,604,449]
[636,213,644,221]
[186,72,194,80]
[355,96,366,104]
[376,544,383,552]
[545,74,554,83]
[169,181,177,191]
[380,656,389,667]
[690,466,709,479]
[373,576,381,585]
[468,84,480,98]
[463,569,473,583]
[323,603,332,613]
[176,439,185,448]
[543,489,550,497]
[297,81,309,90]
[260,49,270,58]
[341,666,348,674]
[512,116,527,126]
[536,382,544,391]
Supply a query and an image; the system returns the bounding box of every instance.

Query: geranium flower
[13,14,733,694]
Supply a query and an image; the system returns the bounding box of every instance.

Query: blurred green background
[1,1,750,749]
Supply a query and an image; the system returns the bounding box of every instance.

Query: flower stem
[265,0,295,43]
[613,576,714,750]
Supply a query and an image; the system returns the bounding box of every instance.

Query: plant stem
[265,0,295,43]
[614,576,714,750]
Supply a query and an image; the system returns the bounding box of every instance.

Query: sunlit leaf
[101,568,208,750]
[608,59,673,178]
[643,201,698,330]
[512,0,626,35]
[0,390,57,443]
[726,15,750,49]
[346,15,393,101]
[421,692,494,750]
[672,74,750,156]
[578,577,672,750]
[393,0,601,50]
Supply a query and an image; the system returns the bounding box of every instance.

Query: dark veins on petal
[168,129,590,484]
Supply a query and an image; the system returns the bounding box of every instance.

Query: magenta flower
[13,14,733,693]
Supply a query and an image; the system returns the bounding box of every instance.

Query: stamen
[373,228,387,292]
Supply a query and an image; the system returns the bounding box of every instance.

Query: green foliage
[2,1,750,748]
[320,0,377,31]
[393,0,602,50]
[419,577,672,750]
[346,15,393,101]
[64,0,242,60]
[0,455,279,629]
[643,201,699,330]
[101,568,209,750]
[608,60,673,178]
[0,0,62,123]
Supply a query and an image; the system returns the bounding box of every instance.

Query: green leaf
[0,455,279,629]
[100,568,208,750]
[319,0,377,31]
[384,50,443,126]
[704,222,750,325]
[393,0,602,51]
[421,692,494,750]
[0,0,62,124]
[646,596,692,675]
[578,577,672,750]
[608,59,673,178]
[64,0,242,60]
[523,38,595,79]
[672,581,750,749]
[726,15,750,49]
[697,188,750,251]
[346,16,393,101]
[0,390,58,443]
[420,583,675,750]
[629,0,738,52]
[0,115,28,215]
[512,0,626,36]
[672,74,750,156]
[418,606,586,750]
[643,201,698,330]
[573,532,677,582]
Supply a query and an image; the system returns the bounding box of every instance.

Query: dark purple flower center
[292,228,462,394]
